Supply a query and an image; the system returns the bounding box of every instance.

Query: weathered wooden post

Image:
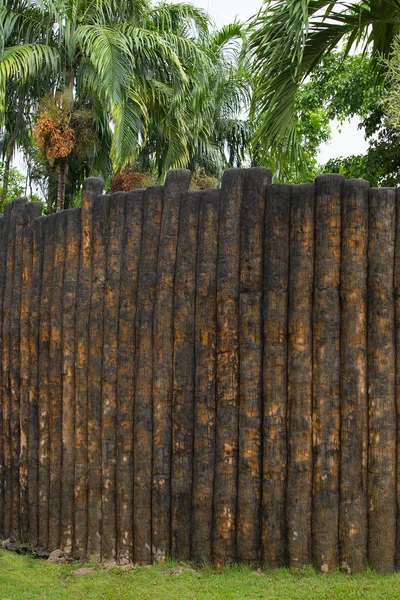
[237,168,271,564]
[133,185,163,564]
[171,190,200,560]
[60,208,81,552]
[213,168,245,567]
[262,183,291,568]
[286,183,314,568]
[339,179,369,574]
[116,190,143,564]
[74,176,103,557]
[368,187,396,573]
[151,170,191,562]
[191,189,220,562]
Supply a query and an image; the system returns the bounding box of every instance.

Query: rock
[320,563,329,574]
[47,549,65,563]
[73,567,94,577]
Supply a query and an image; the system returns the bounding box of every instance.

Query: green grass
[1,549,400,600]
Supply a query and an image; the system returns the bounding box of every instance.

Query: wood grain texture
[237,168,271,564]
[340,179,369,574]
[1,200,24,539]
[60,208,80,553]
[48,211,67,550]
[28,216,44,547]
[262,184,291,568]
[368,187,396,574]
[152,170,191,562]
[38,213,56,548]
[101,192,126,562]
[286,183,315,568]
[213,168,246,567]
[19,203,42,542]
[133,186,163,564]
[0,212,6,538]
[74,177,103,557]
[116,190,142,565]
[191,190,220,563]
[312,174,343,573]
[9,199,28,538]
[171,190,200,560]
[396,188,400,570]
[87,196,108,558]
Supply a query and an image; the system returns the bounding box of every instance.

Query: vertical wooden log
[396,188,400,570]
[60,208,81,553]
[262,184,291,568]
[368,187,396,573]
[312,173,343,573]
[171,190,200,560]
[286,183,315,568]
[10,199,28,538]
[191,190,220,563]
[19,203,42,543]
[87,196,108,559]
[237,168,271,564]
[339,179,369,574]
[0,212,6,538]
[152,170,191,561]
[133,186,163,564]
[213,168,246,567]
[74,177,103,557]
[101,192,126,562]
[48,212,67,550]
[116,190,143,565]
[1,200,24,539]
[38,213,56,548]
[28,217,44,547]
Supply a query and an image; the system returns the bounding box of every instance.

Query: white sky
[185,0,368,163]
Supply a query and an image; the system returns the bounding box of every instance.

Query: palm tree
[249,0,400,177]
[0,0,212,209]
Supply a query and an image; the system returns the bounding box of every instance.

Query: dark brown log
[312,174,343,572]
[101,192,126,562]
[261,184,291,568]
[191,189,220,563]
[74,177,103,557]
[48,211,67,550]
[133,186,163,564]
[0,200,23,539]
[28,217,44,547]
[171,190,200,560]
[19,203,42,542]
[116,190,143,565]
[213,168,246,567]
[87,196,108,558]
[237,168,271,564]
[152,170,191,561]
[9,199,28,538]
[368,187,396,574]
[286,183,315,568]
[0,213,6,538]
[396,188,400,570]
[60,208,81,553]
[38,213,56,548]
[339,179,369,574]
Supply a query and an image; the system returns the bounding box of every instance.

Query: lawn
[1,549,400,600]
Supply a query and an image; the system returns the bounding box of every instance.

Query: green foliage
[2,549,400,600]
[0,161,24,205]
[249,0,400,178]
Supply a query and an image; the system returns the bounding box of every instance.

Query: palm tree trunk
[1,132,18,211]
[56,158,67,212]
